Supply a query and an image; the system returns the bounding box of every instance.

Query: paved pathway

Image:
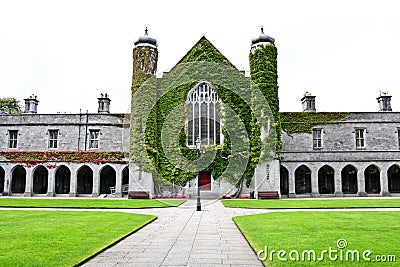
[82,200,265,267]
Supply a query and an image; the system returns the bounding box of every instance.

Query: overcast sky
[0,0,399,114]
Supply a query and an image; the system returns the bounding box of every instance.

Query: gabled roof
[176,36,237,69]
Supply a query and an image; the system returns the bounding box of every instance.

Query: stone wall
[0,113,130,151]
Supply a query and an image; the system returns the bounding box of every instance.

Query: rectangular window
[355,128,366,148]
[89,130,99,149]
[313,129,323,148]
[8,130,18,148]
[48,130,59,149]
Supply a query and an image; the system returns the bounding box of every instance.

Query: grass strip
[234,211,400,266]
[0,210,156,267]
[223,198,400,209]
[0,198,185,209]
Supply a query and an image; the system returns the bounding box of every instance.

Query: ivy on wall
[280,112,349,134]
[0,151,127,164]
[130,37,274,187]
[249,43,282,154]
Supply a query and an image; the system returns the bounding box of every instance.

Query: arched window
[365,165,381,194]
[77,166,93,194]
[318,165,335,194]
[55,166,71,194]
[341,165,358,194]
[388,165,400,193]
[33,166,48,194]
[280,166,289,196]
[100,166,116,194]
[186,82,221,146]
[295,165,311,194]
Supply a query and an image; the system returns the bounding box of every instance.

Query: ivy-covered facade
[0,29,399,198]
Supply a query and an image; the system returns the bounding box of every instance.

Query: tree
[0,97,22,114]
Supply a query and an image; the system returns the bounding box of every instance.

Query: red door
[199,171,211,191]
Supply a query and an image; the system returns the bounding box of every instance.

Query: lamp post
[195,136,202,211]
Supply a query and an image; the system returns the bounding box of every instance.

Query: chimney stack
[377,91,392,112]
[98,93,111,113]
[24,94,39,113]
[301,92,316,112]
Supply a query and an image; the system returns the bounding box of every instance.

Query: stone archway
[318,165,335,194]
[100,166,116,194]
[365,165,381,194]
[77,166,93,194]
[55,166,71,194]
[11,165,26,194]
[388,165,400,193]
[122,166,129,194]
[280,166,289,196]
[33,166,48,194]
[341,165,358,194]
[295,165,311,194]
[0,167,4,194]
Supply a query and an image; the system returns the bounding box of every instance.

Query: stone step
[186,191,221,200]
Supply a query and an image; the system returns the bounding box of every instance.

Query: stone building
[0,29,399,198]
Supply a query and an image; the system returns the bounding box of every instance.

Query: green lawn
[0,198,185,208]
[234,211,400,266]
[223,198,400,209]
[0,210,156,267]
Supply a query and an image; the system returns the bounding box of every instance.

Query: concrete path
[82,200,265,267]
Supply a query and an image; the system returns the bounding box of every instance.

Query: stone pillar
[334,169,343,197]
[115,165,122,198]
[69,164,77,197]
[380,169,389,196]
[92,166,100,197]
[2,167,11,196]
[47,168,55,197]
[24,167,33,197]
[288,168,296,198]
[311,168,320,197]
[357,169,367,196]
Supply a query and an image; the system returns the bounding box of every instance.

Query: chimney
[377,91,392,112]
[24,94,39,113]
[98,93,111,113]
[301,92,316,112]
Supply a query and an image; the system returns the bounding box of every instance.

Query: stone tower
[249,27,281,198]
[129,28,159,198]
[131,27,158,91]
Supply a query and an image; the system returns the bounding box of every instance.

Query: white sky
[0,0,399,114]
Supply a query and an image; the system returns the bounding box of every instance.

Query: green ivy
[249,43,282,155]
[130,37,277,187]
[280,112,349,134]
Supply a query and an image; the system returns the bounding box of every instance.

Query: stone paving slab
[81,200,265,267]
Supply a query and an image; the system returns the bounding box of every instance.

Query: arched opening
[55,166,71,194]
[77,166,93,194]
[186,82,221,146]
[280,166,289,196]
[318,165,335,194]
[122,166,129,194]
[100,166,116,194]
[11,165,26,194]
[33,166,48,194]
[295,165,311,194]
[365,165,381,194]
[0,167,4,193]
[388,165,400,193]
[341,165,358,194]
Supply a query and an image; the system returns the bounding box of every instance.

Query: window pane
[8,130,18,148]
